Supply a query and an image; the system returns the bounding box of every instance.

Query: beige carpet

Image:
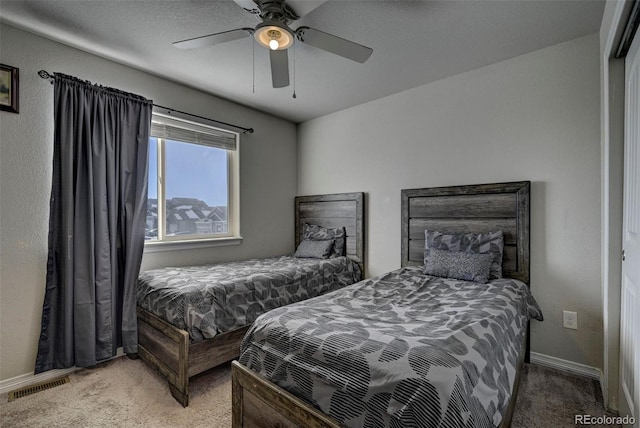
[512,364,620,428]
[1,357,232,427]
[0,357,618,427]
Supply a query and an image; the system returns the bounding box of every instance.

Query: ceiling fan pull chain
[292,42,297,99]
[252,37,255,94]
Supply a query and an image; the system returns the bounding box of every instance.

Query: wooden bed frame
[137,192,365,407]
[232,181,531,427]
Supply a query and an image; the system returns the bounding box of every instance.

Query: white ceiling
[0,0,605,123]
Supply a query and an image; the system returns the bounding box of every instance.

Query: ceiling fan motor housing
[255,0,299,23]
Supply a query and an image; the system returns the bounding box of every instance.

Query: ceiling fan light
[255,23,293,50]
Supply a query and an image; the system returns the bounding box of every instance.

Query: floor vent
[7,376,70,402]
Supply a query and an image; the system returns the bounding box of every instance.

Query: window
[145,110,240,248]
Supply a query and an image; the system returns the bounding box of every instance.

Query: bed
[232,181,542,427]
[136,192,365,407]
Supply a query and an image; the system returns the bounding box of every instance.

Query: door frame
[620,14,640,423]
[601,0,637,413]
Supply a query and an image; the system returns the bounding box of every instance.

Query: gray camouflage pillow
[294,239,334,259]
[303,223,346,258]
[424,248,493,283]
[424,229,504,279]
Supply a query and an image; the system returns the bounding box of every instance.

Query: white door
[620,27,640,426]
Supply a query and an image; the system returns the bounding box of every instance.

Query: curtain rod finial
[38,70,54,83]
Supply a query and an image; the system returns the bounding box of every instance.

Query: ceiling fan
[173,0,373,89]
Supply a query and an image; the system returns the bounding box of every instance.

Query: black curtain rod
[37,70,254,134]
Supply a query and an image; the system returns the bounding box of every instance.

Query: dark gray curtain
[35,73,152,373]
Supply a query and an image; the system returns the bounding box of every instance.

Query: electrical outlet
[563,310,578,330]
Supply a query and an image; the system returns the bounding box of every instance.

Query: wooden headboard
[295,192,365,273]
[401,182,530,284]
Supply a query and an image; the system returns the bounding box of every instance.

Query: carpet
[512,364,620,428]
[0,357,618,427]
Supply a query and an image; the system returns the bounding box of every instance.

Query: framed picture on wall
[0,64,19,114]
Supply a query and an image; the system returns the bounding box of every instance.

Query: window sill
[144,236,243,253]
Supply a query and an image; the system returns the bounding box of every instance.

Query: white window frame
[144,108,241,253]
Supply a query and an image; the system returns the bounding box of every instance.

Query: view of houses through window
[145,197,228,240]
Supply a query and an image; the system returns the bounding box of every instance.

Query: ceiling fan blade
[232,0,260,15]
[173,28,254,50]
[270,49,290,88]
[296,26,372,63]
[286,0,326,18]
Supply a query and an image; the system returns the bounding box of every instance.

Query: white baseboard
[0,348,125,395]
[530,352,602,381]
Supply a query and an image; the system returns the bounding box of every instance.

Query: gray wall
[0,23,297,381]
[298,34,603,369]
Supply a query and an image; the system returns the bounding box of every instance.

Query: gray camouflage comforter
[239,266,543,428]
[137,256,361,342]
